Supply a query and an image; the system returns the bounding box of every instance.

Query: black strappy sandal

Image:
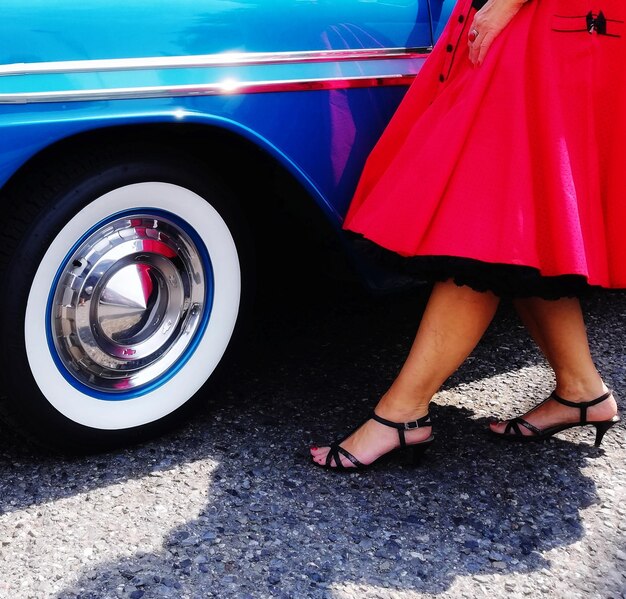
[314,412,434,471]
[490,390,620,447]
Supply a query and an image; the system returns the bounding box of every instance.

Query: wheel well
[0,123,356,286]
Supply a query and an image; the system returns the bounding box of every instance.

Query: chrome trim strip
[0,73,419,104]
[0,47,431,77]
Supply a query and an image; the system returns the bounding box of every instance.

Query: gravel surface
[0,277,624,599]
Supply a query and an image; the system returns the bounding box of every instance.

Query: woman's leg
[311,279,500,467]
[490,297,618,435]
[513,298,552,362]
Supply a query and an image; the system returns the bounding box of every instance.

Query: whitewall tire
[0,153,251,450]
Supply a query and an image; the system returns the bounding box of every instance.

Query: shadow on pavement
[0,275,622,597]
[49,407,606,598]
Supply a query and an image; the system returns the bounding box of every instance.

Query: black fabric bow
[586,11,607,34]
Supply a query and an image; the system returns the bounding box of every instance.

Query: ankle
[554,378,608,402]
[376,390,431,420]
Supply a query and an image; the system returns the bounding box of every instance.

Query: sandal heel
[594,417,620,447]
[405,440,433,466]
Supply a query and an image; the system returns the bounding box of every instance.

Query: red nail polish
[311,446,318,451]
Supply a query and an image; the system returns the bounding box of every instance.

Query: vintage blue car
[0,0,454,450]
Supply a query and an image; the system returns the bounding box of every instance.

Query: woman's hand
[468,0,528,66]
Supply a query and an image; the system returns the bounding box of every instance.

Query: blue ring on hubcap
[45,208,215,401]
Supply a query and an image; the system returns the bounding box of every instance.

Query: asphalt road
[0,276,624,599]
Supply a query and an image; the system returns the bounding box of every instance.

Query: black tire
[0,148,252,452]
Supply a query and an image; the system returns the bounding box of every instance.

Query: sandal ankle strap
[551,390,612,408]
[371,412,431,430]
[551,390,613,425]
[371,412,432,449]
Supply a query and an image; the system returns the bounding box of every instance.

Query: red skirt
[344,0,626,298]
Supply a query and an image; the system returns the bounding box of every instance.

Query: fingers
[467,13,485,65]
[468,26,495,66]
[466,0,527,66]
[476,31,496,66]
[467,28,482,65]
[468,23,485,65]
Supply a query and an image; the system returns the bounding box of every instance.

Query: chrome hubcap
[50,214,207,392]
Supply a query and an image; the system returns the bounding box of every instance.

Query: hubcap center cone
[97,263,165,345]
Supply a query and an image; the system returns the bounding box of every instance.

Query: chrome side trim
[0,47,431,77]
[0,73,419,105]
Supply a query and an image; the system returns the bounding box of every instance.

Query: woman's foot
[489,387,618,437]
[310,396,432,469]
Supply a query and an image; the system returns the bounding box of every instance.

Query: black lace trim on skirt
[356,238,600,299]
[402,256,596,299]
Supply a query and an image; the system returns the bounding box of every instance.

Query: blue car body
[0,0,454,221]
[0,0,456,449]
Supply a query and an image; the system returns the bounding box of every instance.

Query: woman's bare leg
[311,279,500,467]
[490,297,618,435]
[513,299,552,362]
